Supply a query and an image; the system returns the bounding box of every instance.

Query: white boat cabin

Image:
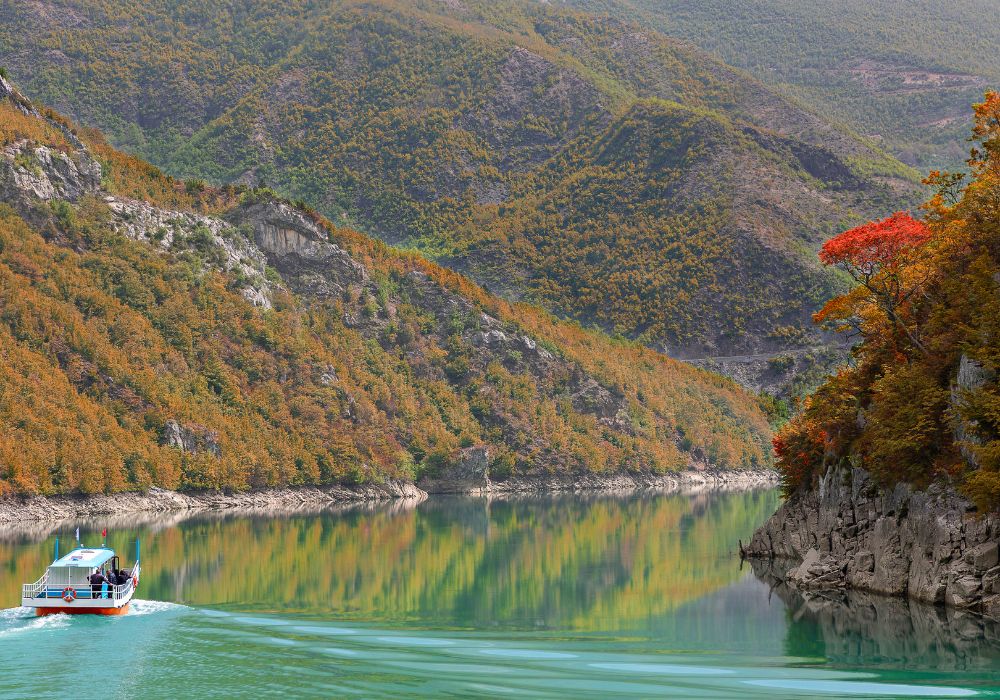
[22,545,140,615]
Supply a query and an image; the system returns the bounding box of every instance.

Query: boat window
[46,567,71,586]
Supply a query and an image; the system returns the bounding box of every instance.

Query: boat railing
[21,572,48,600]
[22,572,137,602]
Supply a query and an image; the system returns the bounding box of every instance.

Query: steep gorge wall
[745,467,1000,621]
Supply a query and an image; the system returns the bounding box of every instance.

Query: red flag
[102,528,107,538]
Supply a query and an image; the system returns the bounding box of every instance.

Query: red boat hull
[36,603,130,617]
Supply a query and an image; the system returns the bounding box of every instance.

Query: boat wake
[129,599,185,616]
[0,607,70,635]
[0,600,184,628]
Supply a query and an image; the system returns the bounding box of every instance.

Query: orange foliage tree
[816,212,932,354]
[775,92,1000,503]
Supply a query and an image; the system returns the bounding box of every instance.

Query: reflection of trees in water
[751,559,1000,673]
[1,490,779,629]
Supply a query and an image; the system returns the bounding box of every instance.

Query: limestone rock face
[418,446,492,495]
[951,353,994,467]
[162,420,222,457]
[786,548,847,589]
[106,195,273,308]
[0,141,101,212]
[0,77,102,209]
[227,200,368,300]
[0,73,37,116]
[745,467,1000,620]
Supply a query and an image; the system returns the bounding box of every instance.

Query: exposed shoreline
[0,481,426,527]
[743,467,1000,622]
[0,469,779,526]
[470,468,780,495]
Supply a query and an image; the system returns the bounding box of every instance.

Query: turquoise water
[0,490,997,698]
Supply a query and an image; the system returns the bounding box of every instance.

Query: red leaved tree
[816,212,932,353]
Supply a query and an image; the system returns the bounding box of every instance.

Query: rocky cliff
[745,467,1000,621]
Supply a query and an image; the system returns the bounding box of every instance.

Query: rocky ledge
[418,446,779,495]
[744,466,1000,621]
[0,481,426,525]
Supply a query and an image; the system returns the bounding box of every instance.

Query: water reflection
[0,489,780,630]
[1,490,999,697]
[751,559,1000,674]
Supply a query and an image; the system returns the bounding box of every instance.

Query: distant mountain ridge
[0,0,921,376]
[568,0,1000,171]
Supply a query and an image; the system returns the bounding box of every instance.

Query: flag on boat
[75,527,79,543]
[102,528,107,538]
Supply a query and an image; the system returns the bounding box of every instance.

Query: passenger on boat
[88,569,106,597]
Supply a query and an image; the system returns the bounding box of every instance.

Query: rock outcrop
[0,137,101,221]
[418,446,493,494]
[161,420,222,458]
[226,199,368,300]
[745,467,1000,620]
[0,75,102,216]
[106,195,273,307]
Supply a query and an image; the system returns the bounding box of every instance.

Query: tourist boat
[21,537,141,616]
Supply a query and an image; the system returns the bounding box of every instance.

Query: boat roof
[49,547,115,569]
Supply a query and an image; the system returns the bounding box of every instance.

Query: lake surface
[1,488,998,698]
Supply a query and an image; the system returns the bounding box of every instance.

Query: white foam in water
[465,683,533,695]
[743,679,977,697]
[234,616,289,626]
[0,608,71,636]
[480,648,578,660]
[128,599,186,616]
[377,635,456,647]
[319,647,359,657]
[0,607,32,623]
[259,636,297,647]
[293,625,358,636]
[589,662,734,676]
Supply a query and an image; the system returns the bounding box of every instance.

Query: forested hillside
[571,0,1000,170]
[0,77,773,496]
[773,94,1000,508]
[0,0,919,365]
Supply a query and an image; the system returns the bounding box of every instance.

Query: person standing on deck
[88,568,106,598]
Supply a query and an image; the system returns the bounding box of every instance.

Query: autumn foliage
[815,211,933,354]
[818,212,931,275]
[775,93,1000,508]
[0,91,774,496]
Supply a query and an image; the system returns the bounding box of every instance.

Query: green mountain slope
[0,77,773,496]
[569,0,1000,170]
[0,0,920,364]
